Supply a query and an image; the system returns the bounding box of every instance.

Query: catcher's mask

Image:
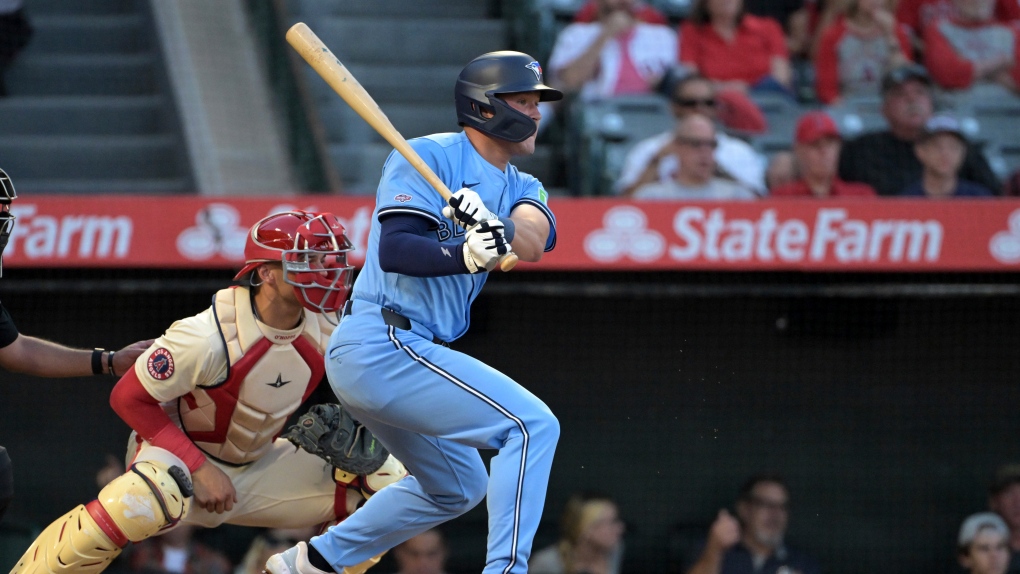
[0,168,17,277]
[235,210,354,320]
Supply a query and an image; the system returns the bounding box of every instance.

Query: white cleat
[263,542,331,574]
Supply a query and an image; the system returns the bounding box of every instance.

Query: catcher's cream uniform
[127,285,354,528]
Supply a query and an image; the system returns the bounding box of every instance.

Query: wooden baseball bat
[285,22,518,272]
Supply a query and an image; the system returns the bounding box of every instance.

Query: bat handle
[498,252,519,272]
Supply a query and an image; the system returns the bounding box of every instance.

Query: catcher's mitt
[282,403,389,476]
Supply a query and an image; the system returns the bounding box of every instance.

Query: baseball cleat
[263,541,330,574]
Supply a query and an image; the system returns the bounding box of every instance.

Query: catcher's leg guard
[11,459,192,574]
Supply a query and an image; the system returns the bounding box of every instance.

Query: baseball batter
[11,211,405,574]
[265,51,561,574]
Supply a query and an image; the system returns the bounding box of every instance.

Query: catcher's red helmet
[235,210,354,316]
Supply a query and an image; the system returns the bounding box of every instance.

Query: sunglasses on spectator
[676,137,718,150]
[674,97,717,108]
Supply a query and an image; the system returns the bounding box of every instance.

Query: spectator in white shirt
[616,73,766,196]
[633,114,758,200]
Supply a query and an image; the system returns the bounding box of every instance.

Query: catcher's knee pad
[96,459,193,541]
[11,460,193,574]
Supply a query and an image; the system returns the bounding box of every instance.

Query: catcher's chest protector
[178,287,333,465]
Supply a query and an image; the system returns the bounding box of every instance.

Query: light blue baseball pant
[310,300,560,574]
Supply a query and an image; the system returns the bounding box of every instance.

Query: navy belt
[343,301,448,346]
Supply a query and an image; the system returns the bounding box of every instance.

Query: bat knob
[498,252,519,272]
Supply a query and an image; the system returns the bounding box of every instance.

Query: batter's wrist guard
[92,348,106,376]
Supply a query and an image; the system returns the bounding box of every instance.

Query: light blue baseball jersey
[352,131,557,342]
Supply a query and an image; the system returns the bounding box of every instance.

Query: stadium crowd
[539,0,1020,198]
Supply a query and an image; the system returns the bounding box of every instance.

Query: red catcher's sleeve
[923,21,975,89]
[814,21,843,104]
[109,370,207,473]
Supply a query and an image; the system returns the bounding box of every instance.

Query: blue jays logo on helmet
[525,61,543,82]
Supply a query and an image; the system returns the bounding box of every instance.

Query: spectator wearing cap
[896,0,1020,50]
[958,512,1012,574]
[616,72,766,196]
[923,0,1020,93]
[684,474,819,574]
[773,111,878,197]
[547,0,677,102]
[679,0,794,97]
[988,464,1020,572]
[814,0,913,104]
[901,114,996,196]
[633,114,758,199]
[838,63,1000,195]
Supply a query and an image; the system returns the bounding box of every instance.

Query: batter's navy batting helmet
[455,51,563,143]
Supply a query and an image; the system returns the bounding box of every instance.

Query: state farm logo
[990,209,1020,263]
[584,206,665,262]
[7,205,132,259]
[670,208,942,263]
[583,206,945,265]
[176,204,248,261]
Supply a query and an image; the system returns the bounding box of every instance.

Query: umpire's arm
[0,335,98,377]
[509,203,551,263]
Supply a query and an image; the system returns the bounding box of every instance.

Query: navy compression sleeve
[378,213,470,277]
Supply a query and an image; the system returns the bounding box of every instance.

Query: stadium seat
[825,95,888,139]
[568,94,674,195]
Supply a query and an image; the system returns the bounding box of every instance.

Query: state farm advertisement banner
[5,196,1020,271]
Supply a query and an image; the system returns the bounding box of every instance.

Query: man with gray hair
[838,63,1000,196]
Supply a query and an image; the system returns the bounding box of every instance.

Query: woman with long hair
[529,492,625,574]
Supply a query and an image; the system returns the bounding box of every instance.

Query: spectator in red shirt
[814,0,913,103]
[896,0,1020,45]
[573,0,669,24]
[773,111,878,197]
[679,0,795,96]
[923,0,1020,92]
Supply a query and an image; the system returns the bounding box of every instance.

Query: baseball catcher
[11,211,407,574]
